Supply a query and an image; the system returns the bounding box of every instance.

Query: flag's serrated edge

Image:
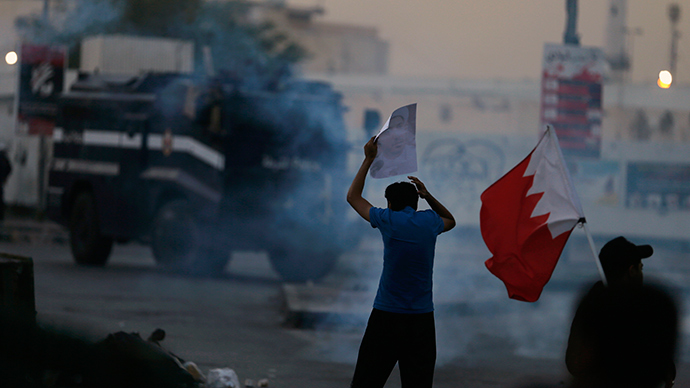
[522,127,584,238]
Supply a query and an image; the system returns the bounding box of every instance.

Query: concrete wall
[251,5,389,76]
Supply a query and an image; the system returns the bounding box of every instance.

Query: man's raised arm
[409,176,456,233]
[347,137,377,222]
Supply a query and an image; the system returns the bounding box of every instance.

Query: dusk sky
[290,0,690,85]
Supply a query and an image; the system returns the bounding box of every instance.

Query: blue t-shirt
[369,206,445,314]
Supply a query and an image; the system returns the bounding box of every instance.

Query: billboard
[626,162,690,212]
[16,43,66,136]
[540,43,605,158]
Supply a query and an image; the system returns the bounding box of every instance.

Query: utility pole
[564,0,580,45]
[38,0,50,215]
[42,0,49,21]
[669,3,681,75]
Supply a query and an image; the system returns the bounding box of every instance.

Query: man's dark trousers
[351,308,436,388]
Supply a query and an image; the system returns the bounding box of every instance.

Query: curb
[0,219,69,245]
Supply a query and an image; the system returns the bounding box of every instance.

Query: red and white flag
[480,126,584,302]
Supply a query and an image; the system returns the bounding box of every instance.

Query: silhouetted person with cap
[347,136,455,388]
[566,236,677,388]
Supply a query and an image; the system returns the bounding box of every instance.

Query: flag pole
[579,218,607,286]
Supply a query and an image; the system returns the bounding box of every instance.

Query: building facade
[246,2,389,76]
[309,72,690,242]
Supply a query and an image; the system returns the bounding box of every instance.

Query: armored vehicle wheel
[69,191,113,266]
[268,247,339,283]
[151,200,229,276]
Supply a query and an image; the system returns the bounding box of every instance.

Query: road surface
[1,232,688,388]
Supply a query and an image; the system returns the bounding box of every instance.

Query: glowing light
[658,70,672,89]
[657,79,671,89]
[5,51,17,65]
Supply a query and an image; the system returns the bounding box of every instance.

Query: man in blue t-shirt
[346,136,456,388]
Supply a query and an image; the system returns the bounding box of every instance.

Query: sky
[289,0,690,85]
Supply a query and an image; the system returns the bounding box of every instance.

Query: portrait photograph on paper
[370,103,417,179]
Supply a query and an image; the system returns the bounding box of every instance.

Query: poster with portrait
[370,103,417,179]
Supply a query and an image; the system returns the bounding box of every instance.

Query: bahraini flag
[480,126,584,302]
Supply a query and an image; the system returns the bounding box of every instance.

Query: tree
[658,111,675,138]
[630,110,651,141]
[118,0,202,36]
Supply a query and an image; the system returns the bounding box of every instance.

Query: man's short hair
[599,236,653,282]
[385,182,418,211]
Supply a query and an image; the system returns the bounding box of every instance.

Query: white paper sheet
[370,103,417,179]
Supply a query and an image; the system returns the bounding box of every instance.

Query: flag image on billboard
[16,43,66,136]
[540,43,605,158]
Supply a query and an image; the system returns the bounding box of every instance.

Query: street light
[658,70,673,89]
[5,51,17,65]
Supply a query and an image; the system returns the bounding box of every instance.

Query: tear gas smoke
[304,185,690,368]
[17,0,690,371]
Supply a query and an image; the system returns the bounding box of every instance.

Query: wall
[250,4,389,76]
[309,73,690,241]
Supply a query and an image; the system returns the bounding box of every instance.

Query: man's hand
[364,136,378,160]
[408,175,455,233]
[408,176,429,199]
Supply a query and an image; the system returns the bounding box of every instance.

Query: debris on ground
[184,361,206,382]
[207,368,241,388]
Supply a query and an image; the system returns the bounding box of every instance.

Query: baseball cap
[599,236,653,274]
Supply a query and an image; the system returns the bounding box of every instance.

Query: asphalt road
[1,234,689,388]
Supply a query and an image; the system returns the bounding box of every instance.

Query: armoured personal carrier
[47,72,356,281]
